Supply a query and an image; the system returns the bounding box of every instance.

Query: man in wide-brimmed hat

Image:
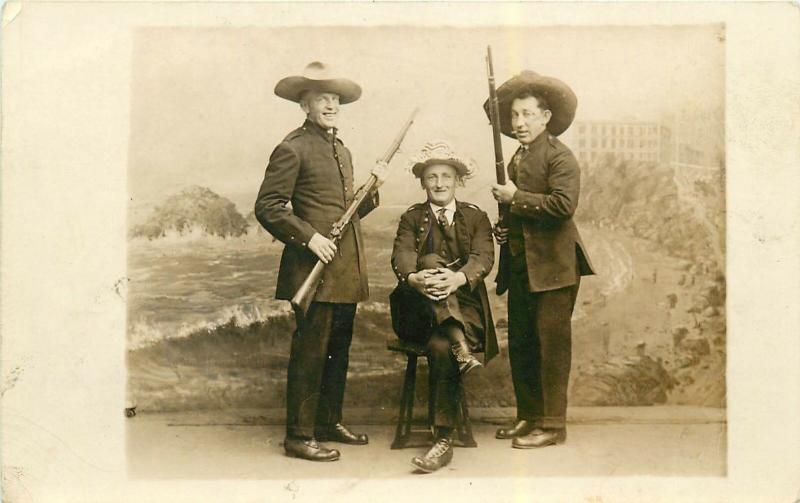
[390,140,498,473]
[487,71,595,449]
[255,61,389,462]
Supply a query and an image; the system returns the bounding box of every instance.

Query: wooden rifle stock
[486,45,511,295]
[291,108,419,321]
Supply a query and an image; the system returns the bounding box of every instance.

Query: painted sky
[128,25,724,212]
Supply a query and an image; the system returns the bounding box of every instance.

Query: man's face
[421,163,458,207]
[510,95,552,144]
[301,91,340,130]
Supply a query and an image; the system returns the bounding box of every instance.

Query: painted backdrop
[127,25,726,413]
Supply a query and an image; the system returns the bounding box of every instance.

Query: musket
[486,46,506,187]
[291,108,419,321]
[486,45,511,295]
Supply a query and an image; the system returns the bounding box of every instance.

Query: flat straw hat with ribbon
[274,61,362,105]
[483,70,578,138]
[408,140,478,179]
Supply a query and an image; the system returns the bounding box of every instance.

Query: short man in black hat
[487,71,595,448]
[390,140,498,472]
[255,61,389,462]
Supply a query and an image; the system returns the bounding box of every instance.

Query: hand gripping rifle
[486,45,511,295]
[291,108,419,321]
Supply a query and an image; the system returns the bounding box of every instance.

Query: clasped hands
[408,268,467,301]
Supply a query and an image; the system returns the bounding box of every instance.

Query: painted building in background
[564,112,723,168]
[567,121,670,164]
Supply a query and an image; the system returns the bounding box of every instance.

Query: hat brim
[274,76,362,105]
[412,158,470,178]
[483,71,577,138]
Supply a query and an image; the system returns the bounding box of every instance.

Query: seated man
[389,140,499,473]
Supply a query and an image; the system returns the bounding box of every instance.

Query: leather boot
[284,437,340,461]
[315,423,369,445]
[449,330,482,374]
[495,419,540,439]
[410,437,454,473]
[512,428,567,449]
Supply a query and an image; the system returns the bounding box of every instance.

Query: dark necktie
[510,145,528,181]
[437,207,449,228]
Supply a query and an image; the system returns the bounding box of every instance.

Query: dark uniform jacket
[390,201,499,363]
[254,120,378,303]
[503,131,595,292]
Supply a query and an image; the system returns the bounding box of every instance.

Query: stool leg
[391,354,417,449]
[427,354,436,441]
[455,380,477,448]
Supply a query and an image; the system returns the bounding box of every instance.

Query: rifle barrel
[486,45,512,295]
[486,45,506,187]
[380,107,419,162]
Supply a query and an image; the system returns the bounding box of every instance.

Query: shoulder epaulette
[405,202,427,213]
[551,136,576,157]
[458,201,483,212]
[282,127,307,143]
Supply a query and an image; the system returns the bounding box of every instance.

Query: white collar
[429,199,457,225]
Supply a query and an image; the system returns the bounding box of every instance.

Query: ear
[542,109,553,125]
[299,101,310,114]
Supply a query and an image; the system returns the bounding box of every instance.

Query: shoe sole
[315,438,368,445]
[511,439,565,449]
[284,450,340,461]
[410,460,436,473]
[495,431,532,440]
[461,362,483,375]
[410,457,452,473]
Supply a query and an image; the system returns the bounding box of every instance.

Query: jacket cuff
[510,190,546,219]
[458,263,487,291]
[288,224,318,250]
[392,262,413,284]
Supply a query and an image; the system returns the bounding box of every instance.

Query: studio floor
[127,406,726,479]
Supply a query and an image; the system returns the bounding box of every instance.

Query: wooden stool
[387,338,477,449]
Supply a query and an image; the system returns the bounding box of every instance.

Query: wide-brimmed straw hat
[483,70,577,138]
[408,140,478,179]
[274,61,362,104]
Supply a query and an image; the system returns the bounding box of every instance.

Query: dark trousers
[427,332,460,429]
[507,254,580,429]
[285,301,356,439]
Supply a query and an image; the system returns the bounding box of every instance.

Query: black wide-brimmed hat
[274,61,362,105]
[483,70,577,138]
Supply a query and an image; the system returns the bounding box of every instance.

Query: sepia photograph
[1,3,798,502]
[125,25,726,478]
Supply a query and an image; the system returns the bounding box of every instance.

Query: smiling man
[254,61,388,462]
[488,71,595,449]
[390,141,498,473]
